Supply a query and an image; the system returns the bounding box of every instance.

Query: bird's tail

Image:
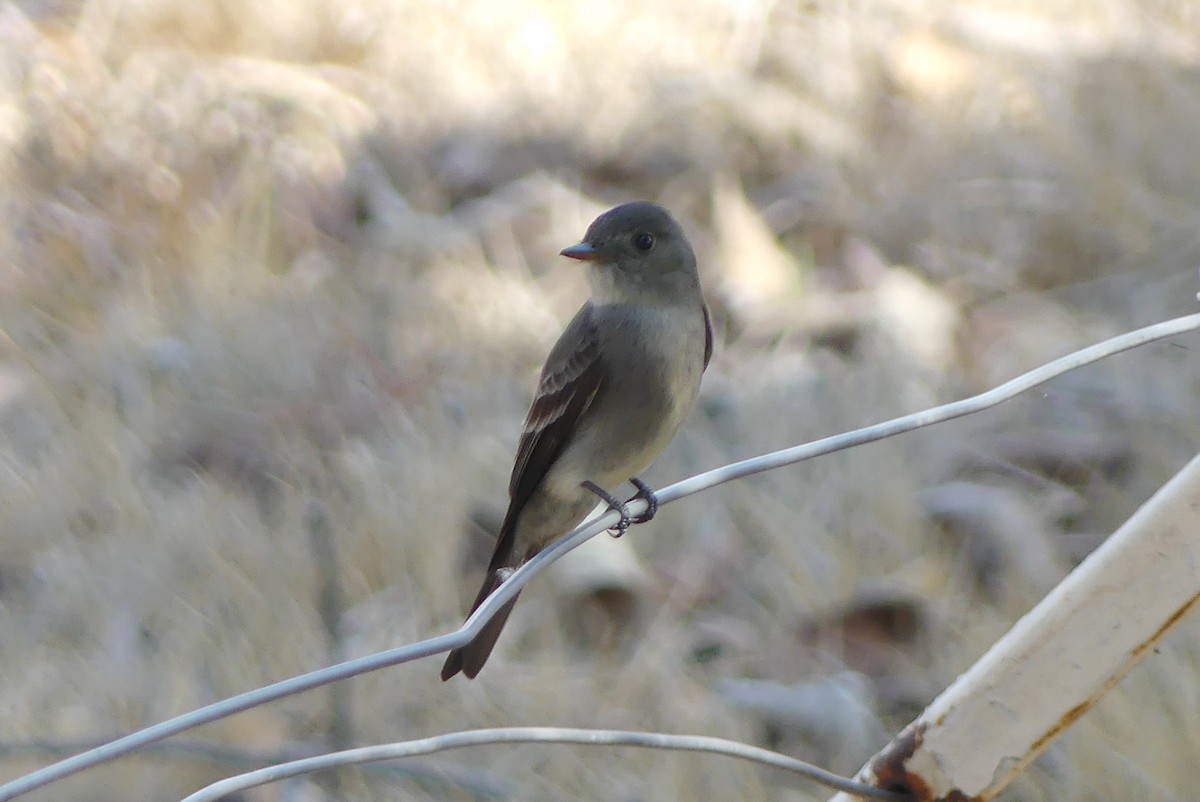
[441,570,521,680]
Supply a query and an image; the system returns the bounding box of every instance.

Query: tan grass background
[1,0,1199,799]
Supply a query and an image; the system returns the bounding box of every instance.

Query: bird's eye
[634,232,655,252]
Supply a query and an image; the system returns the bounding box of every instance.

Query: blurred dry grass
[1,0,1199,799]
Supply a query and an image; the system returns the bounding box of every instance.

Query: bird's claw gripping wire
[582,480,632,537]
[582,478,659,537]
[628,477,658,524]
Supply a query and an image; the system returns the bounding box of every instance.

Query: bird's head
[560,201,700,304]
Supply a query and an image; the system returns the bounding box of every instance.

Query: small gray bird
[441,201,712,680]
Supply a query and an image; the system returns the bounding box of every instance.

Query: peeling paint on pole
[830,453,1200,802]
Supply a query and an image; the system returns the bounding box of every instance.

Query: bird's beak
[560,242,600,261]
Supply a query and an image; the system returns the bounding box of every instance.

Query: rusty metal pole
[831,452,1200,802]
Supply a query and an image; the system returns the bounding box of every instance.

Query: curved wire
[179,727,911,802]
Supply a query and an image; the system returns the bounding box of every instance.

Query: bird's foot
[628,477,658,524]
[581,480,632,538]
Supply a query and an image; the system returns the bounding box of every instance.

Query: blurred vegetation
[0,0,1199,799]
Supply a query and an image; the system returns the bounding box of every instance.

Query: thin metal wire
[3,311,1198,802]
[0,738,502,796]
[179,727,911,802]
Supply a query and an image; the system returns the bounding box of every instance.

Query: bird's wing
[491,303,605,569]
[702,303,713,370]
[445,309,603,678]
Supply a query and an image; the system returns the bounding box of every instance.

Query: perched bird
[441,201,713,680]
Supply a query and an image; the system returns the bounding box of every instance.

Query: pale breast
[543,301,706,494]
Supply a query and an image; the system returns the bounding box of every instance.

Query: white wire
[179,727,910,802]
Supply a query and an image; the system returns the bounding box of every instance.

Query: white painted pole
[832,452,1200,801]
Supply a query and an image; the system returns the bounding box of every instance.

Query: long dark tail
[441,570,521,680]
